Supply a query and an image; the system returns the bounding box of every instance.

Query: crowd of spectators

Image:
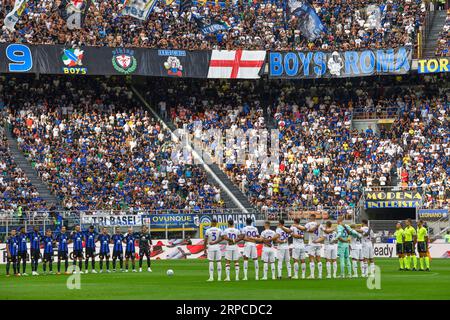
[2,75,224,212]
[144,75,449,212]
[0,0,426,52]
[435,9,449,56]
[0,112,48,215]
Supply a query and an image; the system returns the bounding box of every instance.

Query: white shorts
[207,250,222,261]
[262,247,276,263]
[306,244,322,257]
[292,245,306,260]
[277,247,290,262]
[362,243,374,259]
[324,245,338,260]
[243,244,258,259]
[225,247,240,261]
[351,247,363,260]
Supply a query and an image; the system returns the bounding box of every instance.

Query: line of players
[4,224,153,277]
[204,214,375,281]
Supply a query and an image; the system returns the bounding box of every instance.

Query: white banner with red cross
[207,50,266,79]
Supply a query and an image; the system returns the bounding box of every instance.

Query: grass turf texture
[0,258,449,300]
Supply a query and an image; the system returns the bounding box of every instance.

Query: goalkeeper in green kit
[336,216,357,278]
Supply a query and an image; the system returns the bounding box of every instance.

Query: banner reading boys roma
[269,47,412,79]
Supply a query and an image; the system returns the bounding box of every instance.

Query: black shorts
[99,252,110,259]
[396,243,404,255]
[18,251,27,260]
[113,251,123,259]
[43,253,53,262]
[73,249,83,258]
[58,251,68,260]
[85,248,95,258]
[125,251,135,259]
[417,241,427,253]
[139,248,150,258]
[31,249,40,260]
[7,255,17,263]
[404,241,414,254]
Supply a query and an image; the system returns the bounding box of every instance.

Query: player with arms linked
[204,218,222,282]
[112,227,124,272]
[42,229,55,274]
[29,226,42,276]
[124,227,137,272]
[98,227,111,273]
[6,229,19,277]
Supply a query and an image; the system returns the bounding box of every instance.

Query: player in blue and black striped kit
[17,227,28,276]
[42,230,55,274]
[6,229,19,276]
[98,227,111,273]
[71,225,84,273]
[112,227,124,272]
[84,226,97,273]
[29,226,42,276]
[124,228,137,272]
[56,226,70,274]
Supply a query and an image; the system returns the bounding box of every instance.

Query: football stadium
[0,0,449,303]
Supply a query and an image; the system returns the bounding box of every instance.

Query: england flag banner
[122,0,158,20]
[4,0,28,31]
[207,50,266,79]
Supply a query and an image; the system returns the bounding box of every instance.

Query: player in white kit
[314,221,338,278]
[273,219,292,279]
[350,224,363,278]
[222,219,242,281]
[360,219,375,277]
[240,218,260,280]
[204,219,223,282]
[290,218,307,279]
[304,213,323,279]
[257,221,276,280]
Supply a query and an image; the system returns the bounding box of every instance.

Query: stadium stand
[2,76,225,212]
[0,0,427,51]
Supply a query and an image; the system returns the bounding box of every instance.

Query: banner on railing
[0,44,211,78]
[142,214,198,229]
[365,191,422,208]
[80,214,143,226]
[0,44,268,79]
[418,209,448,221]
[269,47,412,79]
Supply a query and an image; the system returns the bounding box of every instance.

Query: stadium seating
[435,9,449,57]
[3,76,224,212]
[146,77,450,214]
[0,113,48,214]
[0,0,426,51]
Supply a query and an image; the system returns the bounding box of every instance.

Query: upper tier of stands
[0,0,426,51]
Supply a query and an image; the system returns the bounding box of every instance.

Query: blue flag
[192,13,230,35]
[288,0,326,41]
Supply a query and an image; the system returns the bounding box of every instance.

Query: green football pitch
[0,258,449,300]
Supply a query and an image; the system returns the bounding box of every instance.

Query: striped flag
[207,50,266,79]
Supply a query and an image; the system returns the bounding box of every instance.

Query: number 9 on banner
[6,44,32,72]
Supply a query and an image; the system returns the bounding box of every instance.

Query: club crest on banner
[112,48,137,74]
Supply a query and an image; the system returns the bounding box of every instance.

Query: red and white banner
[207,50,266,79]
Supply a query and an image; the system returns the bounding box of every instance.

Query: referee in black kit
[137,225,152,272]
